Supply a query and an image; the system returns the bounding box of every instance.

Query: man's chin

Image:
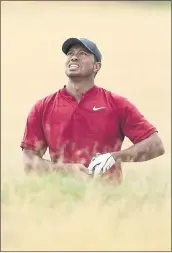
[66,72,81,78]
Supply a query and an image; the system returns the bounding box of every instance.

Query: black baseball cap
[62,38,102,62]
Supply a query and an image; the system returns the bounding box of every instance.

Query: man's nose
[71,54,78,61]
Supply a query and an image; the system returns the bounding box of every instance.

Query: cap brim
[62,38,94,55]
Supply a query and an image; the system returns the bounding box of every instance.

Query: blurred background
[1,1,171,175]
[1,1,171,251]
[2,1,171,171]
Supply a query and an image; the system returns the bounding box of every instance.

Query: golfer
[20,38,165,182]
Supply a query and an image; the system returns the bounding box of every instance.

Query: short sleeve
[111,94,158,144]
[20,100,48,154]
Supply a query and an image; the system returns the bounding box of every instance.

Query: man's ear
[94,62,101,74]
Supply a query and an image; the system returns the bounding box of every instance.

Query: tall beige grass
[1,160,171,251]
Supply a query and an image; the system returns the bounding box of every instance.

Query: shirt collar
[60,85,99,100]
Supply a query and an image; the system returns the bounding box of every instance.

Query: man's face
[65,44,100,78]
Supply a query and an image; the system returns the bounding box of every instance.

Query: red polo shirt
[21,85,157,181]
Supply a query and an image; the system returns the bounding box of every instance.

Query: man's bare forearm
[24,156,65,173]
[111,133,165,163]
[23,149,88,174]
[24,157,88,174]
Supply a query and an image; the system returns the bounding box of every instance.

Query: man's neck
[65,77,95,101]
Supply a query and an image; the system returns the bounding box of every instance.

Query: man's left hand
[88,153,116,176]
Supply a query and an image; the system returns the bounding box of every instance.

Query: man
[21,38,165,183]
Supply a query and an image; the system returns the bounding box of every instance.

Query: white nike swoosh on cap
[93,106,105,111]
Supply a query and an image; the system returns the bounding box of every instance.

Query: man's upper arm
[20,100,48,155]
[112,94,158,144]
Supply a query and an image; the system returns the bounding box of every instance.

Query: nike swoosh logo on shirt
[93,106,105,111]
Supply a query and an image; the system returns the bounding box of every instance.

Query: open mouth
[69,64,79,70]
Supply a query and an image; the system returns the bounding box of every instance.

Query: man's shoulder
[36,89,61,105]
[33,89,62,112]
[41,90,60,103]
[98,87,127,103]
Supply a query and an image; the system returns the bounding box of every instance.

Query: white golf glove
[88,153,116,176]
